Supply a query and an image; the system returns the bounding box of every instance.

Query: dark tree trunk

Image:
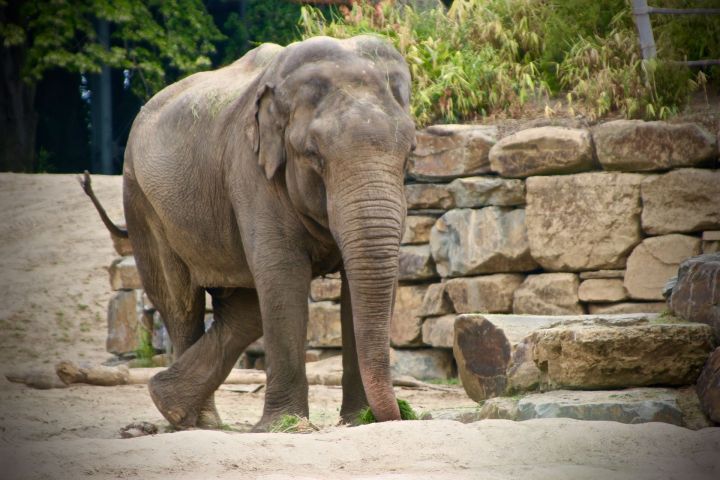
[0,30,37,172]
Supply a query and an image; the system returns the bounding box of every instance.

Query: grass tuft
[269,415,319,434]
[357,398,419,425]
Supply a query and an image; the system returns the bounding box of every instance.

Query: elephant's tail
[79,170,129,239]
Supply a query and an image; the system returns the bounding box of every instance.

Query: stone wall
[106,118,720,380]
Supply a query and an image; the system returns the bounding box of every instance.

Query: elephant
[83,35,416,431]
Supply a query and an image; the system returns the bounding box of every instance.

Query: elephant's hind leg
[124,179,214,428]
[151,288,263,429]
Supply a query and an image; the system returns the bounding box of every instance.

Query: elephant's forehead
[280,36,404,76]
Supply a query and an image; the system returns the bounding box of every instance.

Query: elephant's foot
[149,371,221,430]
[340,403,369,426]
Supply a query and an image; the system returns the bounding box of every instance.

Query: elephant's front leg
[252,254,312,432]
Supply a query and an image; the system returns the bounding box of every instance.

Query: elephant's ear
[247,83,286,180]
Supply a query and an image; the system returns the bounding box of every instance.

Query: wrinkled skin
[122,36,415,431]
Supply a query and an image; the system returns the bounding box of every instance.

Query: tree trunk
[0,38,37,172]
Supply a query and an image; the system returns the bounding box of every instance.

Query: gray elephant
[83,35,416,431]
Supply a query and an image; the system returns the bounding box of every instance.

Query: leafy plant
[298,0,717,123]
[269,414,319,433]
[356,398,419,424]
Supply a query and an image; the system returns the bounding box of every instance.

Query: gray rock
[405,183,454,210]
[420,282,453,317]
[587,302,667,315]
[409,124,498,181]
[109,256,142,290]
[594,120,718,171]
[310,277,341,302]
[448,176,525,208]
[307,301,341,348]
[513,273,584,315]
[421,314,456,348]
[702,231,720,254]
[390,348,454,380]
[624,234,701,301]
[526,172,645,271]
[669,253,720,341]
[107,290,142,355]
[399,244,438,281]
[444,274,525,313]
[402,216,437,245]
[578,278,628,303]
[431,207,538,277]
[516,389,684,426]
[391,284,428,347]
[489,127,594,178]
[579,269,625,280]
[641,168,720,235]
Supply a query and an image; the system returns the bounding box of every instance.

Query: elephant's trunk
[328,159,406,422]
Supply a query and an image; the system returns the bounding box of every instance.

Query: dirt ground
[1,173,719,480]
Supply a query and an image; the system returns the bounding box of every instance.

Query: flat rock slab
[526,172,645,271]
[587,302,667,315]
[405,183,454,210]
[531,322,715,389]
[578,278,628,303]
[670,253,720,341]
[106,290,142,355]
[517,389,684,426]
[594,120,718,171]
[489,127,594,178]
[391,284,428,347]
[307,301,341,348]
[409,124,498,180]
[641,168,720,235]
[444,274,524,314]
[309,277,341,302]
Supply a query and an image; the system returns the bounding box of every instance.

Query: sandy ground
[1,173,719,480]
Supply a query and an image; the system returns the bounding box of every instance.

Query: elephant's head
[247,36,415,422]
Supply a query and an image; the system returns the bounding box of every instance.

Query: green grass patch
[356,399,419,425]
[269,415,319,433]
[426,377,460,386]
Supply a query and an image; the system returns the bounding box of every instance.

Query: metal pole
[631,0,657,60]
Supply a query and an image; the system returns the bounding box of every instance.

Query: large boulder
[307,301,341,348]
[444,274,524,314]
[448,176,525,208]
[452,313,654,401]
[669,253,720,341]
[402,216,437,245]
[525,172,645,271]
[593,120,718,171]
[390,284,428,347]
[531,322,715,389]
[405,183,454,211]
[703,231,720,254]
[430,207,538,277]
[696,347,720,424]
[624,234,701,301]
[408,124,497,181]
[641,168,720,235]
[398,244,438,281]
[488,127,594,178]
[513,273,584,315]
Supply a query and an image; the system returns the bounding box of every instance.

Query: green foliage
[135,323,155,365]
[357,399,419,424]
[299,0,718,123]
[220,0,302,64]
[3,0,224,99]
